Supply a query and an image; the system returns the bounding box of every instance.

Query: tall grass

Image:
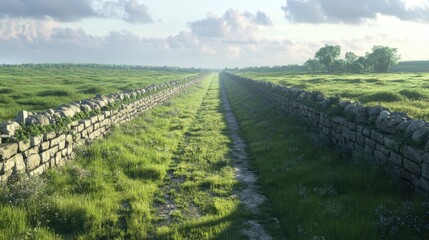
[223,74,429,240]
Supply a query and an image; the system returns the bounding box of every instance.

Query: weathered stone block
[419,178,429,192]
[411,127,429,144]
[16,110,29,124]
[362,128,370,137]
[384,137,400,152]
[30,136,42,147]
[66,134,73,144]
[26,154,41,171]
[23,146,38,158]
[44,132,56,141]
[9,153,24,173]
[29,164,45,176]
[374,150,387,163]
[389,152,403,166]
[18,140,31,152]
[40,141,50,151]
[377,110,390,121]
[26,115,50,125]
[356,133,365,145]
[365,138,376,148]
[405,120,425,135]
[80,119,91,128]
[90,116,99,124]
[40,146,58,163]
[0,143,18,160]
[58,140,66,150]
[0,121,21,136]
[423,152,429,163]
[376,144,389,155]
[371,130,384,144]
[50,134,65,147]
[401,145,422,163]
[422,162,429,179]
[403,158,421,176]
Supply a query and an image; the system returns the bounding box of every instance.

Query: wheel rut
[220,79,273,240]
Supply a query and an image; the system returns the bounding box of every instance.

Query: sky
[0,0,428,68]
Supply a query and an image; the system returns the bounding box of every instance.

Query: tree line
[305,45,400,74]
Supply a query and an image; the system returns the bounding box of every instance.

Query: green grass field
[223,73,429,240]
[1,68,429,239]
[0,65,200,121]
[233,71,429,120]
[0,74,212,239]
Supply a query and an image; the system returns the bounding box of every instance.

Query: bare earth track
[220,79,273,240]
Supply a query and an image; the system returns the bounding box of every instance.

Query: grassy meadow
[233,71,429,120]
[0,74,212,239]
[0,65,200,121]
[222,73,429,240]
[0,74,278,239]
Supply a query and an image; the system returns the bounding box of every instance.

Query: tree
[345,52,358,64]
[315,45,341,74]
[304,58,323,73]
[367,46,400,73]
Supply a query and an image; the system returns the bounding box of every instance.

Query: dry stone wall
[0,74,206,181]
[223,72,429,192]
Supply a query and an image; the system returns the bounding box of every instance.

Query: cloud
[189,9,271,43]
[282,0,429,23]
[0,0,95,22]
[0,0,153,23]
[245,11,273,26]
[97,0,153,23]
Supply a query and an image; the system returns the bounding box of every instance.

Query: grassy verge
[0,65,200,121]
[0,75,212,239]
[223,74,429,240]
[233,71,429,120]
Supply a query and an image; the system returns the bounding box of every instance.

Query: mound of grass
[0,88,13,94]
[399,89,427,100]
[37,89,73,97]
[358,91,403,103]
[0,95,14,104]
[79,86,108,95]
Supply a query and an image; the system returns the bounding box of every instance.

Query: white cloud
[0,0,153,23]
[282,0,429,24]
[189,9,272,44]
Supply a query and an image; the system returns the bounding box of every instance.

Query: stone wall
[0,74,206,181]
[223,72,429,192]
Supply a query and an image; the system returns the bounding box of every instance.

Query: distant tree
[332,59,346,73]
[304,58,323,73]
[367,46,401,73]
[344,51,365,73]
[345,52,358,64]
[315,45,341,74]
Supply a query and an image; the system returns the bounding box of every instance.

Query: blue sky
[0,0,428,68]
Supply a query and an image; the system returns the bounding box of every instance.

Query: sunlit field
[233,71,429,120]
[0,65,200,121]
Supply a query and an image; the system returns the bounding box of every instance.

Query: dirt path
[220,79,273,240]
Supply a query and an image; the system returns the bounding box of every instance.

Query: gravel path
[220,79,273,240]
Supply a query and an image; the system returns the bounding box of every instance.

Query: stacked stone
[0,74,206,182]
[224,72,429,192]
